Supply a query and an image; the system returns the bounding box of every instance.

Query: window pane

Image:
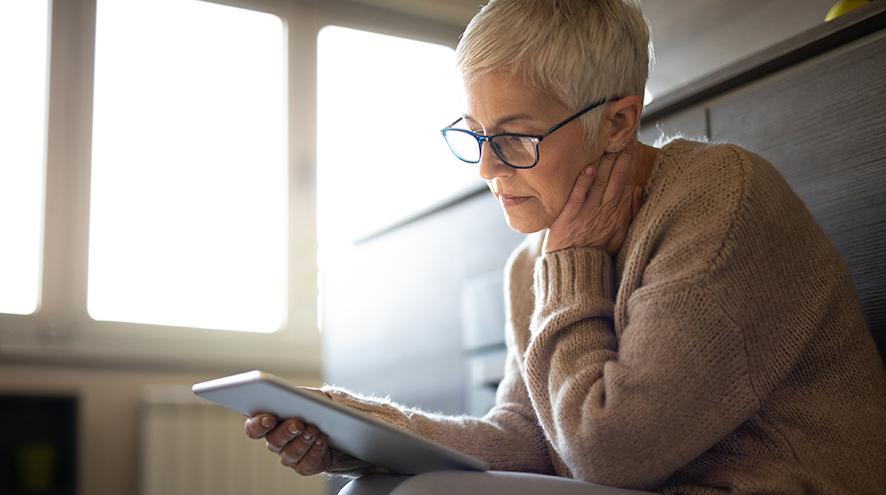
[89,0,287,332]
[316,26,472,246]
[0,0,49,315]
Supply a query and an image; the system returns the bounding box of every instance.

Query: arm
[322,336,554,476]
[525,247,758,489]
[521,143,848,489]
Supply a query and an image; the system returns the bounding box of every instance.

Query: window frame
[0,0,463,373]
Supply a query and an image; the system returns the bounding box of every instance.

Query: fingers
[245,414,332,477]
[278,424,322,470]
[319,442,333,472]
[547,140,644,255]
[561,140,637,223]
[597,141,639,210]
[589,152,616,207]
[561,165,596,219]
[265,418,306,453]
[290,432,331,476]
[245,413,277,440]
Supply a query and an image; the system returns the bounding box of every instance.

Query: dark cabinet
[706,30,886,352]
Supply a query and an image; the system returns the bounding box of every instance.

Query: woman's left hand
[544,140,643,256]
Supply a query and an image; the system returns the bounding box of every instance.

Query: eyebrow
[463,113,538,128]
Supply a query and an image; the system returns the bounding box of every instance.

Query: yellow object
[17,443,57,492]
[825,0,871,21]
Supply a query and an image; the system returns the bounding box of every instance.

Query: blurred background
[0,0,875,494]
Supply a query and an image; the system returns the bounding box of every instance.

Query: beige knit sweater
[321,139,886,494]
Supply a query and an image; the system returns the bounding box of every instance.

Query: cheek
[529,162,581,219]
[551,172,577,211]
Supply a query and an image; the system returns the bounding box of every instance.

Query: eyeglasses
[440,97,615,169]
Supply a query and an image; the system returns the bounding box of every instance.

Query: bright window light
[0,0,49,315]
[88,0,287,332]
[316,26,473,248]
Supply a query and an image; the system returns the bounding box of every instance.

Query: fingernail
[585,166,594,175]
[303,431,313,441]
[260,416,273,428]
[287,422,301,435]
[314,438,323,446]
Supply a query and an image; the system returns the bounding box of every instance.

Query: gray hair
[456,0,653,142]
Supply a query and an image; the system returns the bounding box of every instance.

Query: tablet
[192,370,489,475]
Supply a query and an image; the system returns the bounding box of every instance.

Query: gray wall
[321,192,523,413]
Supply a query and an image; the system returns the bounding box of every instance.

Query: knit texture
[321,139,886,494]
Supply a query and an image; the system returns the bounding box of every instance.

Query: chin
[503,213,548,235]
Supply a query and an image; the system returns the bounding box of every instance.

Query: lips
[499,194,531,207]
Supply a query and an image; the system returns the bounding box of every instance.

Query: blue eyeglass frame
[440,96,617,169]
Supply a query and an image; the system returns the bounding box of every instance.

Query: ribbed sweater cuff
[320,385,414,432]
[319,386,399,475]
[533,247,614,306]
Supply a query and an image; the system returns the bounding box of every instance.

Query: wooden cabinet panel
[708,30,886,353]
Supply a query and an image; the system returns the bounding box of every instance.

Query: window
[0,0,461,368]
[88,0,287,332]
[0,0,50,315]
[316,26,472,247]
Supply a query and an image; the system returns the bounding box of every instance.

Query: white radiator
[139,385,326,495]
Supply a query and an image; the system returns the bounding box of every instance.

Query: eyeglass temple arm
[541,97,615,137]
[443,116,465,129]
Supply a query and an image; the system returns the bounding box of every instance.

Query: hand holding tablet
[193,370,489,476]
[245,406,333,476]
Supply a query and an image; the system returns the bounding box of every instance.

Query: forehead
[463,71,565,124]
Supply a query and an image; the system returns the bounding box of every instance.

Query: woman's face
[463,71,604,234]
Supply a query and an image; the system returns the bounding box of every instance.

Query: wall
[0,363,324,495]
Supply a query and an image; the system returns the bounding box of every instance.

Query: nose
[478,142,515,181]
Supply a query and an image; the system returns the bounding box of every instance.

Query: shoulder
[656,138,787,199]
[654,138,755,201]
[660,138,807,240]
[646,138,758,242]
[640,139,792,286]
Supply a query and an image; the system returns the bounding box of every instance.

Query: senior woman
[244,0,886,493]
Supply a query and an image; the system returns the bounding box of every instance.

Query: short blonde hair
[456,0,652,142]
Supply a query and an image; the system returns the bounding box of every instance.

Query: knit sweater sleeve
[526,249,756,489]
[522,145,793,489]
[320,341,554,477]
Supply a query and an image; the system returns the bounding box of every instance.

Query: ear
[602,95,644,151]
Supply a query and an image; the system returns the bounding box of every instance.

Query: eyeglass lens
[491,135,536,167]
[442,130,538,167]
[443,130,482,163]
